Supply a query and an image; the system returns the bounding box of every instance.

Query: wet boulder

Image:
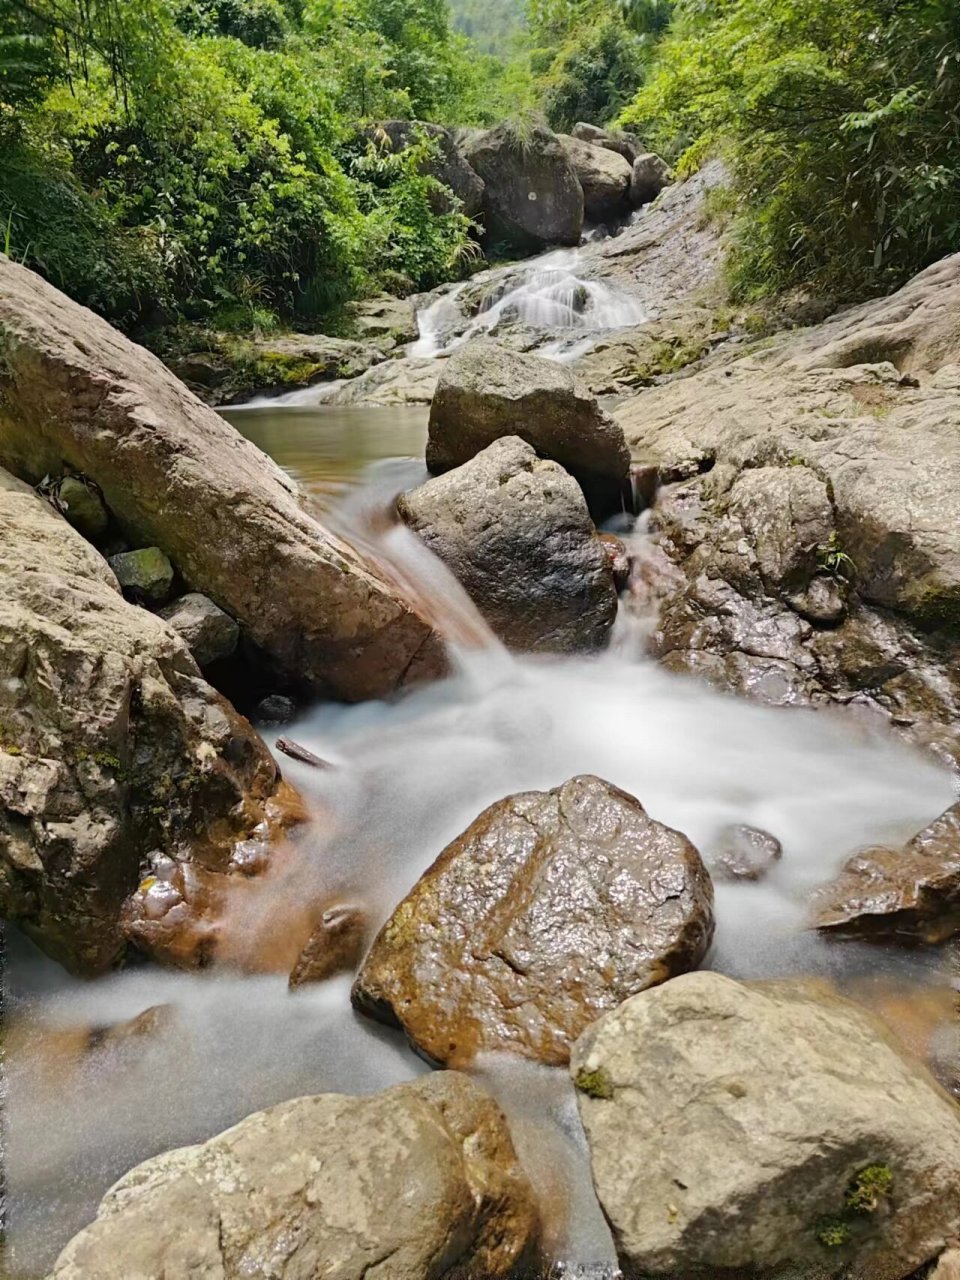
[557,134,633,223]
[158,592,240,667]
[630,152,673,207]
[372,120,484,219]
[426,340,630,518]
[0,468,281,974]
[463,122,584,252]
[813,802,960,944]
[571,971,960,1280]
[0,256,443,701]
[398,438,618,653]
[51,1072,540,1280]
[353,775,714,1066]
[289,902,368,989]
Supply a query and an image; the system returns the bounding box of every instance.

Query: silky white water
[4,454,957,1277]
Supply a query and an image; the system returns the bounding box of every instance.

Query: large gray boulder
[373,120,484,218]
[463,123,584,251]
[0,256,444,701]
[571,972,960,1280]
[51,1072,540,1279]
[426,340,630,518]
[0,469,281,973]
[354,775,714,1067]
[558,134,633,223]
[398,437,618,653]
[630,151,673,207]
[572,121,645,166]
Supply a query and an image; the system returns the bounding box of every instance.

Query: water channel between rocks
[5,249,960,1276]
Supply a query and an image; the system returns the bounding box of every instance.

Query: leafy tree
[621,0,960,298]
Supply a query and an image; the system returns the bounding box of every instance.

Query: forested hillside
[448,0,525,57]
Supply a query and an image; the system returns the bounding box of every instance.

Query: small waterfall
[410,246,647,362]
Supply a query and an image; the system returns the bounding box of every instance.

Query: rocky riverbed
[3,141,960,1280]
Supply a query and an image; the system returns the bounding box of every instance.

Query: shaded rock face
[814,802,960,944]
[398,438,618,654]
[616,257,960,764]
[571,972,960,1280]
[0,469,281,974]
[0,255,444,701]
[463,123,584,252]
[557,134,632,223]
[353,775,715,1067]
[630,152,673,207]
[375,120,485,219]
[427,340,630,518]
[51,1072,540,1280]
[158,592,240,667]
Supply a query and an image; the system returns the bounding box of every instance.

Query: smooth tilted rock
[108,546,174,603]
[463,122,584,251]
[570,971,960,1280]
[288,902,368,989]
[353,775,714,1066]
[158,592,240,667]
[51,1072,539,1280]
[557,134,633,223]
[426,341,630,517]
[398,438,618,653]
[0,469,281,973]
[629,152,673,207]
[814,801,960,944]
[0,256,443,701]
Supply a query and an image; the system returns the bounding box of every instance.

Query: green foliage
[574,1066,614,1099]
[621,0,960,300]
[1,0,483,330]
[845,1163,894,1214]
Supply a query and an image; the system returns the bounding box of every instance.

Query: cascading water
[4,449,957,1278]
[409,246,648,360]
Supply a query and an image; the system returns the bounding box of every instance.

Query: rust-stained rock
[814,802,960,944]
[51,1072,540,1280]
[353,775,714,1067]
[289,902,368,988]
[0,468,283,974]
[0,256,444,701]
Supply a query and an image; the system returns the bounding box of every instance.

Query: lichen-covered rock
[426,340,630,518]
[814,801,960,944]
[158,592,240,667]
[0,255,443,701]
[51,475,109,542]
[0,469,281,973]
[108,546,174,603]
[557,134,633,223]
[353,775,714,1067]
[463,123,584,251]
[571,972,960,1280]
[50,1073,540,1280]
[630,152,673,207]
[398,438,618,653]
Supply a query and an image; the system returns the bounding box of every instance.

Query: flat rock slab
[398,437,618,653]
[571,971,960,1280]
[426,340,630,517]
[353,775,714,1066]
[51,1072,540,1280]
[0,257,443,700]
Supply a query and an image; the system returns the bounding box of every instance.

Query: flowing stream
[4,249,960,1276]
